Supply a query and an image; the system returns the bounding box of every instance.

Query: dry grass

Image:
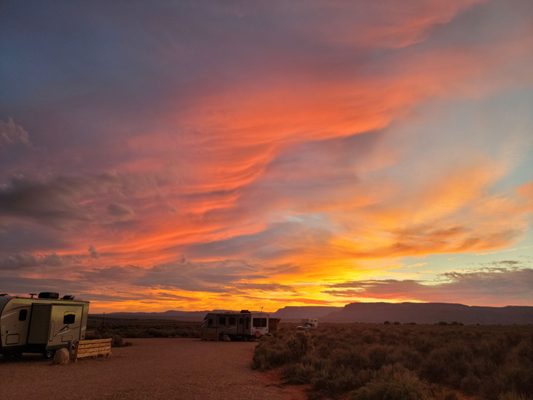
[253,323,533,400]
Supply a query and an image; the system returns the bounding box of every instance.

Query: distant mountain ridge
[91,302,533,324]
[321,302,533,324]
[92,310,209,321]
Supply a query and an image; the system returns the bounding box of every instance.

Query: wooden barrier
[75,338,112,360]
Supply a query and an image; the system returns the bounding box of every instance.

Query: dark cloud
[88,245,100,259]
[0,276,88,295]
[53,258,267,294]
[78,291,198,303]
[107,202,134,218]
[0,252,78,270]
[137,259,265,292]
[325,267,533,306]
[0,175,116,227]
[0,223,66,252]
[233,282,296,292]
[0,173,152,231]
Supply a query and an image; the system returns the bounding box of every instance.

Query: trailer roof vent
[240,309,250,313]
[38,292,59,299]
[62,295,75,300]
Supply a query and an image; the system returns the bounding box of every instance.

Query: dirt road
[0,338,303,400]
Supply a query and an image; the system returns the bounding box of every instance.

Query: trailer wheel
[43,350,55,359]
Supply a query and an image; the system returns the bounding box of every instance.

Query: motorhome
[0,292,89,358]
[201,310,276,341]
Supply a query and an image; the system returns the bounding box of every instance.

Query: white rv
[201,310,275,341]
[298,318,319,330]
[0,292,89,358]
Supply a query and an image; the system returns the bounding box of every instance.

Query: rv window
[208,318,213,327]
[63,314,76,324]
[218,316,226,326]
[238,318,244,325]
[252,318,267,328]
[18,309,28,321]
[229,317,236,326]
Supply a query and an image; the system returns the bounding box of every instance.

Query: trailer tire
[43,349,55,359]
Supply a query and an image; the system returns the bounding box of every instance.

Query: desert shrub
[252,332,297,370]
[282,362,315,384]
[87,316,201,339]
[498,393,532,400]
[351,365,428,400]
[366,344,393,369]
[460,373,481,395]
[254,323,533,400]
[312,364,359,395]
[112,335,124,347]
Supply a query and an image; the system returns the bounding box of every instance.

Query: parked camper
[201,310,273,341]
[0,292,89,358]
[298,318,318,330]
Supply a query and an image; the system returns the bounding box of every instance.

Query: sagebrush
[253,324,533,400]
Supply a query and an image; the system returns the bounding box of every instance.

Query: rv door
[27,304,52,345]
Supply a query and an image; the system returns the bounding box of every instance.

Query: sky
[0,0,532,312]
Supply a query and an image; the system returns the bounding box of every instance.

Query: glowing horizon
[1,0,532,313]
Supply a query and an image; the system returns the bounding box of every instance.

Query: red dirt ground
[0,338,306,400]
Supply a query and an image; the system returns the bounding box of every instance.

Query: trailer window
[63,314,76,324]
[253,318,267,328]
[18,309,27,321]
[238,318,244,325]
[218,316,226,326]
[208,318,213,327]
[229,317,236,326]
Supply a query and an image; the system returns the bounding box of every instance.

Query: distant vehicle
[297,318,319,330]
[201,310,278,341]
[0,292,89,358]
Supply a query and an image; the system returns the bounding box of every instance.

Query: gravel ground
[0,338,304,400]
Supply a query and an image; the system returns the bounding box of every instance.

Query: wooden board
[75,338,112,360]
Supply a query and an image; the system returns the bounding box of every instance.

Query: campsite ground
[0,338,304,400]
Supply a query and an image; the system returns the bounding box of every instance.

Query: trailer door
[27,304,52,345]
[237,316,245,335]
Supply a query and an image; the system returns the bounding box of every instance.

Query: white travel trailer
[201,310,277,341]
[298,318,319,330]
[0,292,89,358]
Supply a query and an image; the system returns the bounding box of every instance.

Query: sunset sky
[1,0,532,312]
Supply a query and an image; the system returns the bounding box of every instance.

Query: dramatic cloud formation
[0,0,532,311]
